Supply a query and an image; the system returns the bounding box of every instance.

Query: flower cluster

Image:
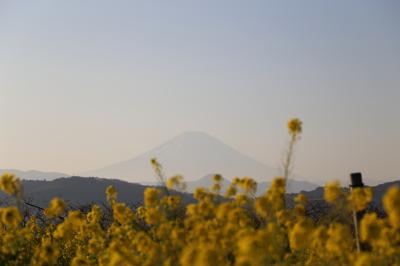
[0,172,21,196]
[0,172,399,266]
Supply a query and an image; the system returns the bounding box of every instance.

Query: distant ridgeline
[0,176,398,214]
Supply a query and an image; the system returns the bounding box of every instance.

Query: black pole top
[350,172,364,187]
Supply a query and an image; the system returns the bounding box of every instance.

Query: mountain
[84,131,289,183]
[184,174,318,195]
[0,169,69,180]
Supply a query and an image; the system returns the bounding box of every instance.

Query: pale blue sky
[1,1,399,184]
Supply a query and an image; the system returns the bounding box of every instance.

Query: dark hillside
[0,176,194,208]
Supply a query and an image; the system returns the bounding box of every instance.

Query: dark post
[350,172,364,188]
[350,172,366,221]
[350,172,367,252]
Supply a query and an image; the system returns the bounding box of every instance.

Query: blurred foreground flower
[324,181,342,204]
[44,198,66,218]
[0,173,21,196]
[288,118,302,135]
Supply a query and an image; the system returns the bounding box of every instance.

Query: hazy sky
[1,1,399,184]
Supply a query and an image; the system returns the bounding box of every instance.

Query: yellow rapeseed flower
[34,238,60,265]
[349,187,373,212]
[145,207,163,225]
[71,255,91,266]
[211,183,221,193]
[326,223,352,256]
[271,177,286,194]
[224,184,237,198]
[106,185,117,203]
[240,177,257,195]
[0,206,22,227]
[289,219,313,250]
[44,197,66,218]
[0,173,21,196]
[166,175,186,191]
[113,202,132,224]
[144,187,161,207]
[354,252,379,266]
[383,186,400,229]
[294,193,307,205]
[324,181,342,204]
[287,118,302,135]
[360,213,383,243]
[255,196,270,218]
[87,204,102,224]
[88,237,103,254]
[166,195,181,209]
[213,174,222,182]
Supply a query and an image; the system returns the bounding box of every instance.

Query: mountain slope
[84,131,283,183]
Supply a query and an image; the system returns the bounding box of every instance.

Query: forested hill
[0,176,398,212]
[0,176,193,207]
